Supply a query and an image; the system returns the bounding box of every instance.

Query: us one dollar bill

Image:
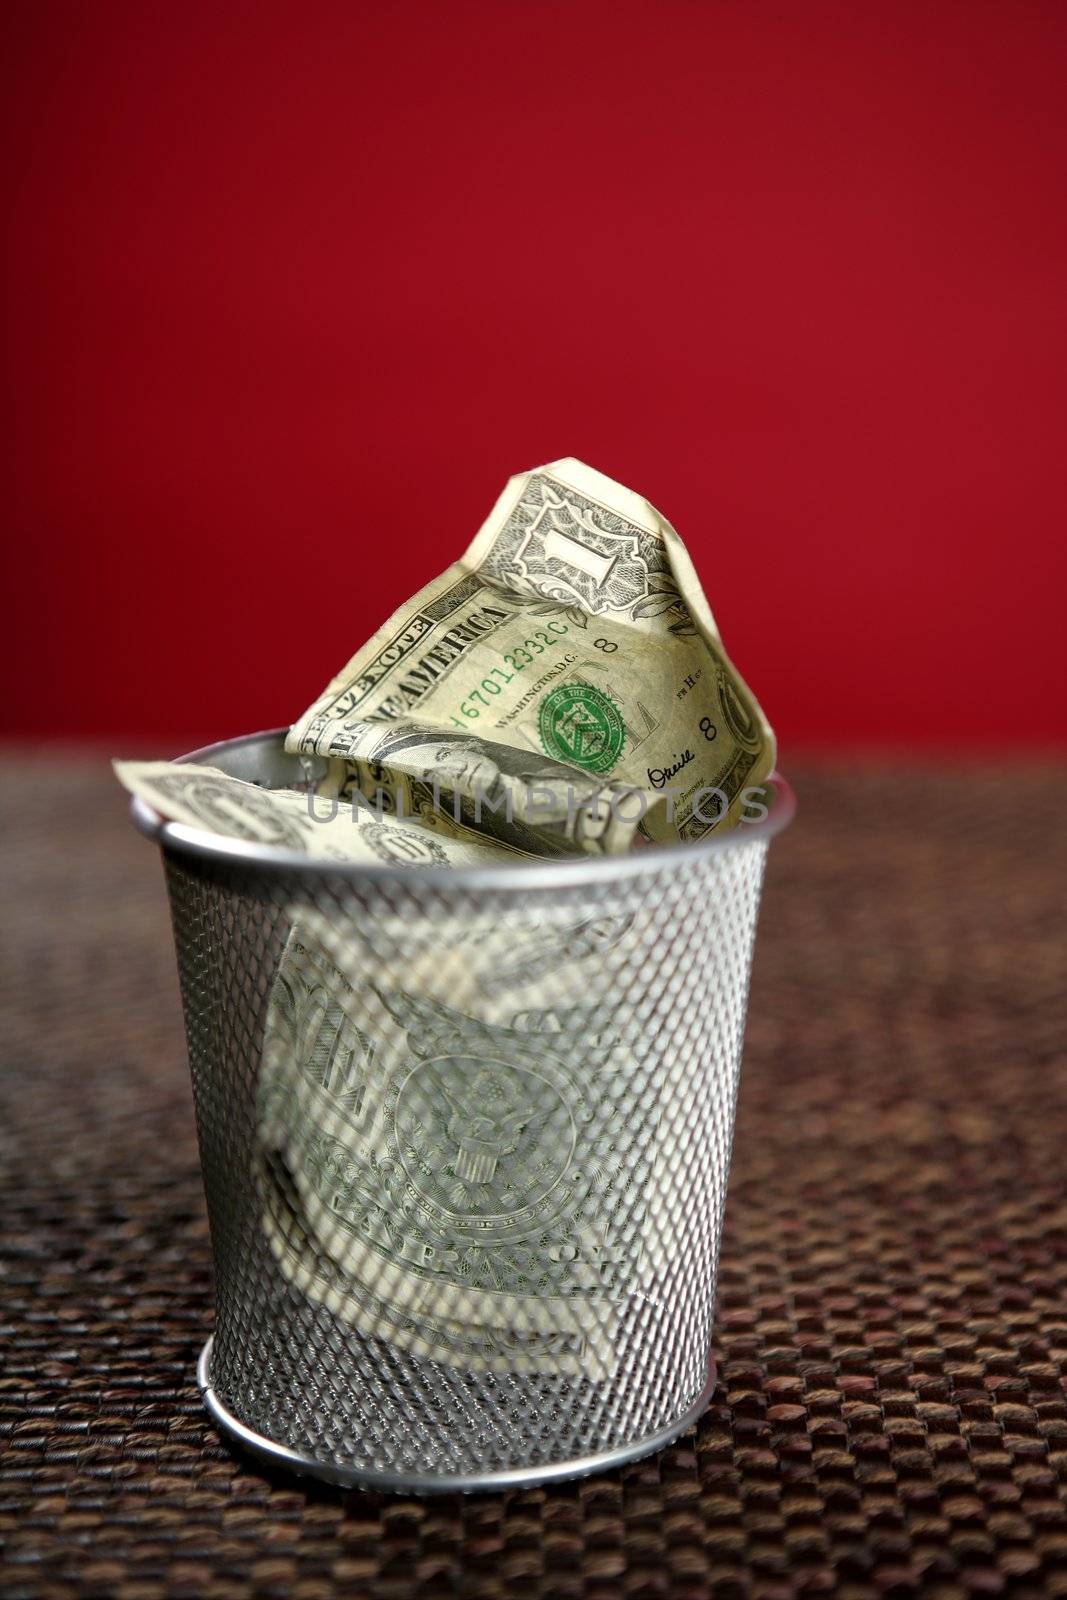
[114,759,513,868]
[257,907,711,1379]
[287,457,774,853]
[118,460,773,1381]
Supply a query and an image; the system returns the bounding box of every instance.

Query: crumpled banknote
[287,457,774,856]
[116,458,774,1377]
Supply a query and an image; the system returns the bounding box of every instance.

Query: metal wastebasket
[131,728,794,1493]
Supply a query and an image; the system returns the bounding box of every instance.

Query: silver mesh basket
[131,729,794,1493]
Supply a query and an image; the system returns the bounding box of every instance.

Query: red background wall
[4,1,1066,750]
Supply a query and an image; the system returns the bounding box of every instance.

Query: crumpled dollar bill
[116,458,774,1376]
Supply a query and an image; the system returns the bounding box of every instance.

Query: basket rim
[129,726,795,889]
[196,1335,719,1494]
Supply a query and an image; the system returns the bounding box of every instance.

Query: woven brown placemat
[1,756,1064,1599]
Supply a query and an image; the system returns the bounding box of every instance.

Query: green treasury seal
[538,683,625,775]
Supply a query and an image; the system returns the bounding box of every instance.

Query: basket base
[197,1336,718,1495]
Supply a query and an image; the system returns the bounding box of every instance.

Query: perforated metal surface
[152,734,784,1491]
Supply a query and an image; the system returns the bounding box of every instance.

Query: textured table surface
[1,756,1065,1600]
